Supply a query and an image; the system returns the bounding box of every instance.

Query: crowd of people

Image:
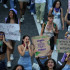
[0,0,70,70]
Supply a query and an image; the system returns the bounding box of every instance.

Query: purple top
[54,8,60,12]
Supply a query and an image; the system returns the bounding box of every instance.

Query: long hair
[13,65,24,70]
[6,10,18,24]
[44,59,56,70]
[22,35,30,44]
[53,0,61,8]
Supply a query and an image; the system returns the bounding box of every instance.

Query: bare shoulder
[18,45,23,49]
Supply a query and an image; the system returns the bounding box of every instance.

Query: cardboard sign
[0,23,20,41]
[56,39,70,53]
[68,0,70,13]
[32,35,51,57]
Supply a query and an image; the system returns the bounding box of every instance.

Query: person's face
[9,11,13,18]
[55,1,60,8]
[48,17,53,23]
[16,66,22,70]
[0,33,4,40]
[47,60,54,69]
[23,36,29,44]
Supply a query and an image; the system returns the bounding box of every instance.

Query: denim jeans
[10,0,17,8]
[48,0,55,12]
[30,2,35,13]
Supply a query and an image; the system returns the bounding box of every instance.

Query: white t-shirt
[35,0,46,3]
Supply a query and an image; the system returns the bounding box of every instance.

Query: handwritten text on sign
[0,23,20,41]
[57,39,70,53]
[32,35,50,57]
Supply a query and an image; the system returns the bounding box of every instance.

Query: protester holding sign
[34,14,58,68]
[18,35,33,70]
[41,14,58,52]
[5,8,21,67]
[0,31,12,70]
[49,0,64,48]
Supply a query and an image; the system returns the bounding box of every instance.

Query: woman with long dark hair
[49,0,64,30]
[36,58,57,70]
[5,8,21,67]
[18,35,33,70]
